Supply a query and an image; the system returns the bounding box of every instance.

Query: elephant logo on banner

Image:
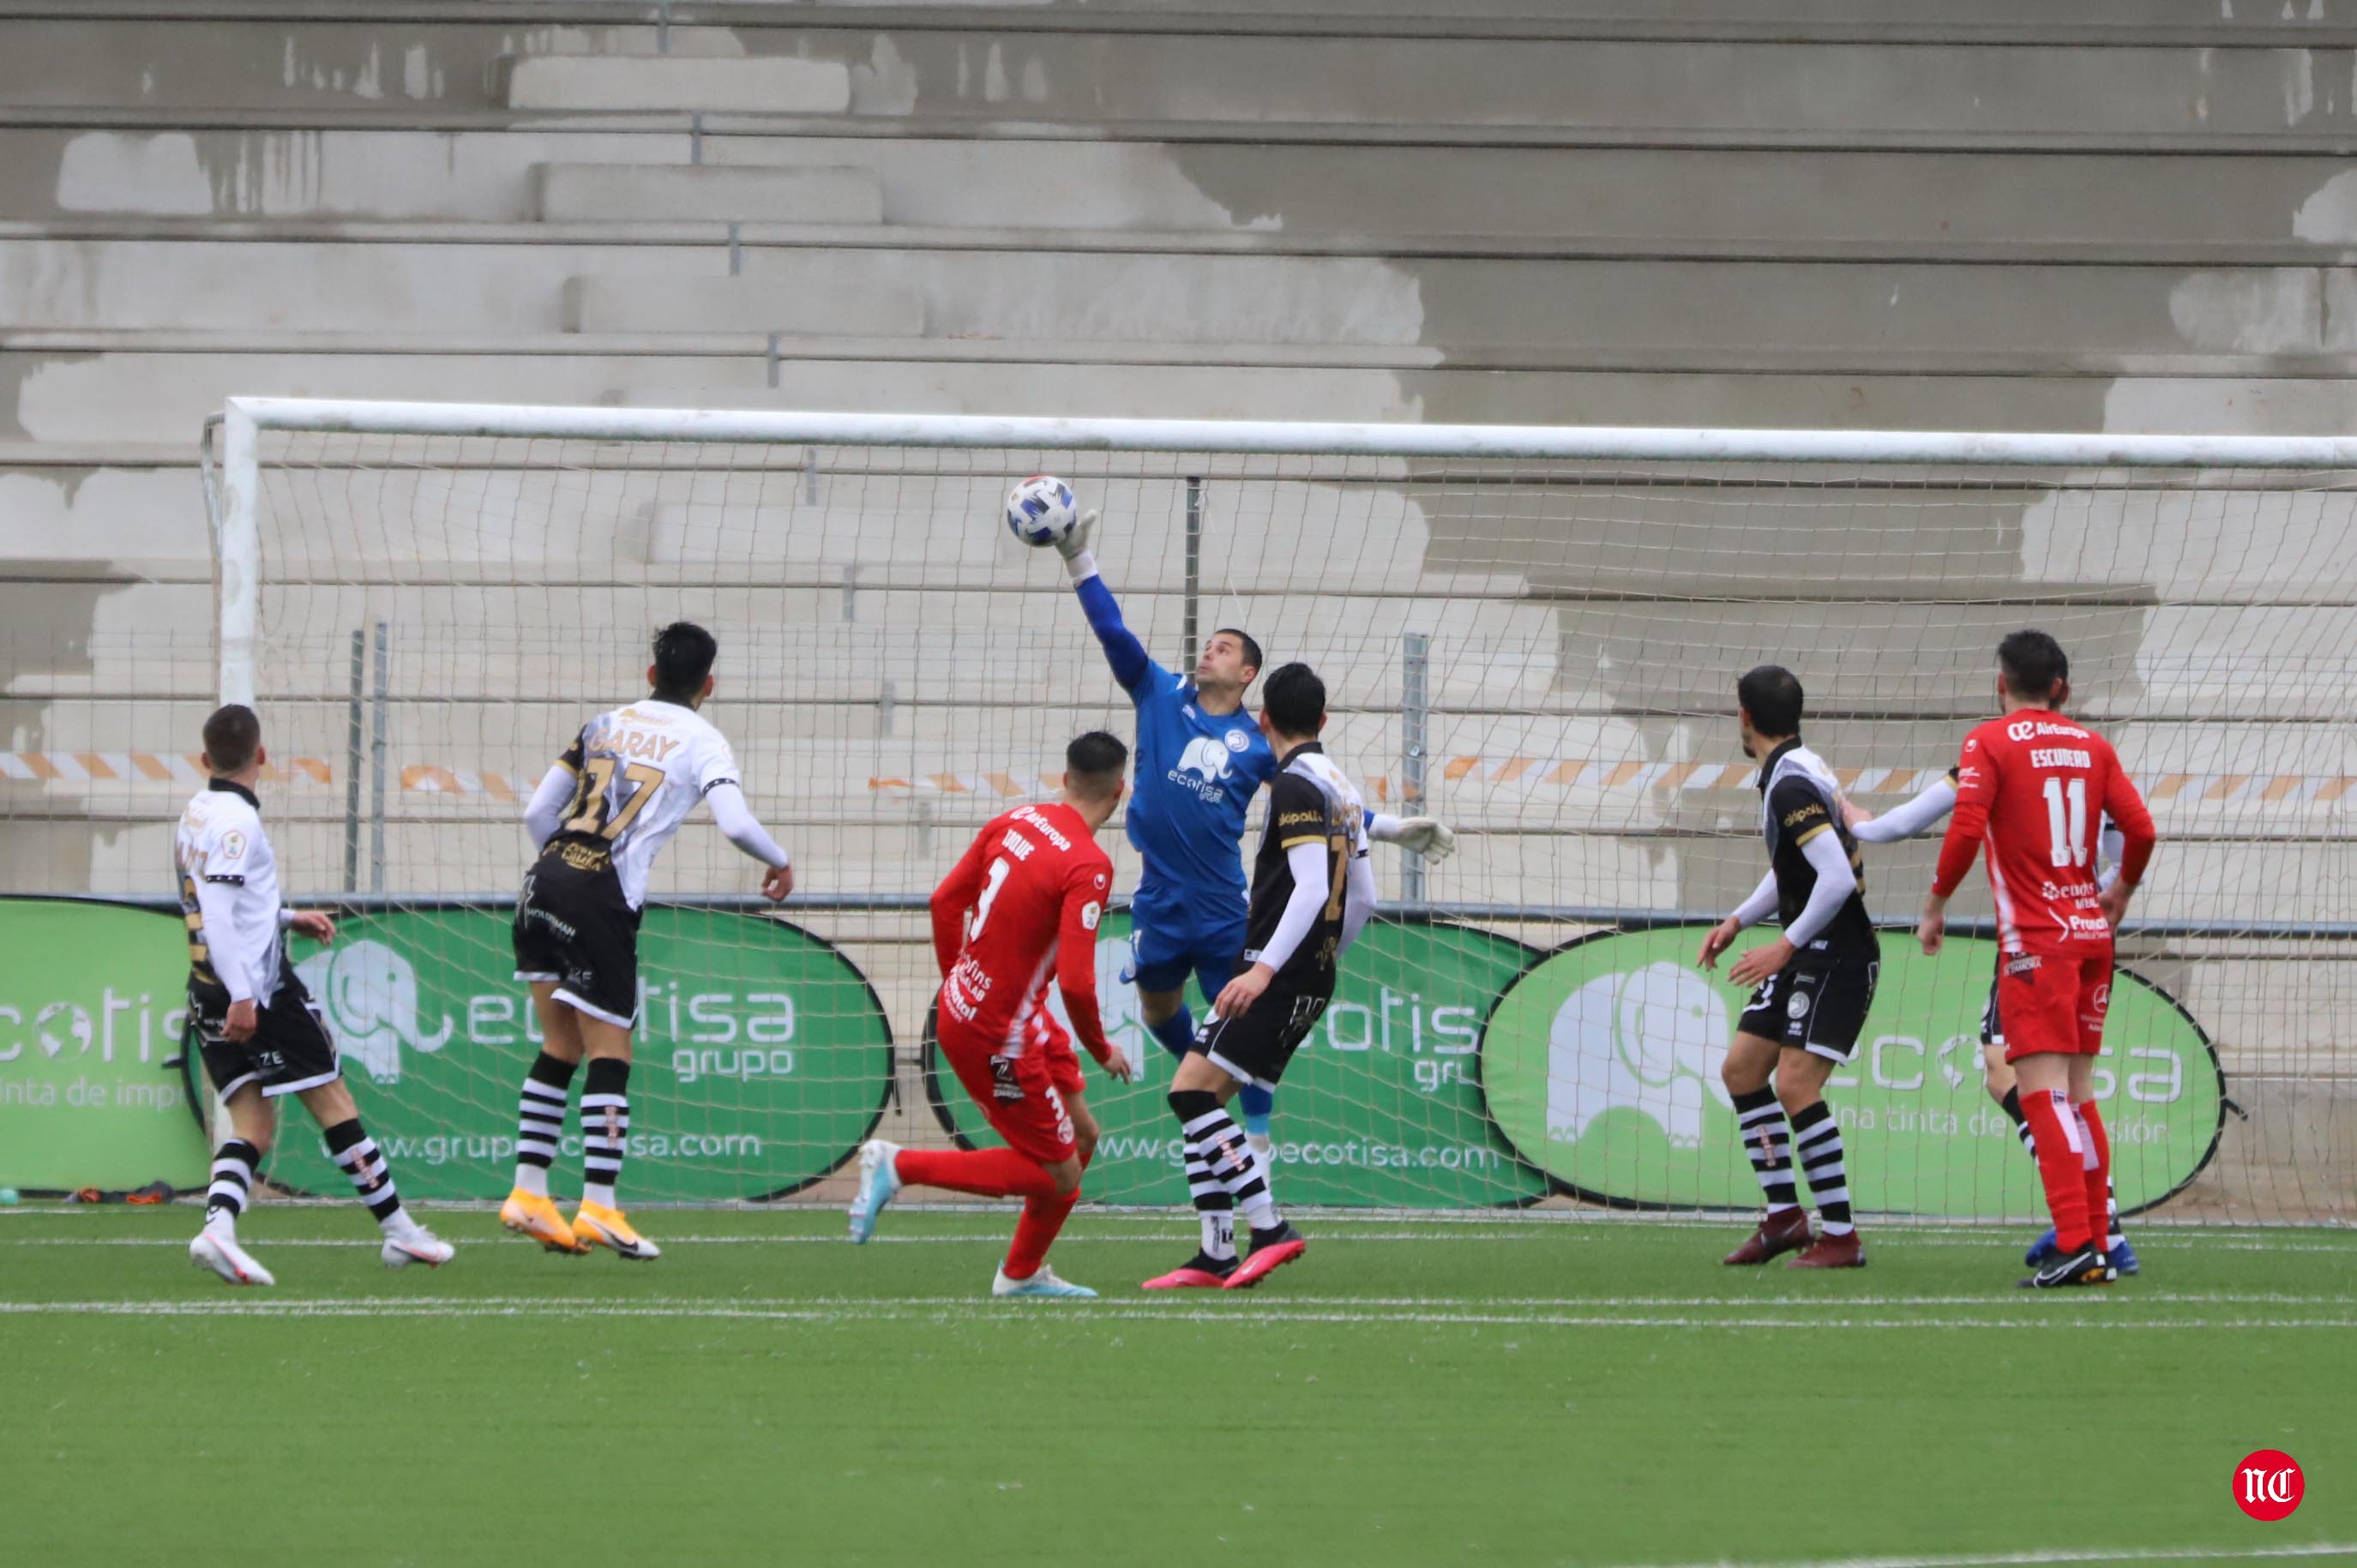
[1547,961,1732,1149]
[297,940,455,1084]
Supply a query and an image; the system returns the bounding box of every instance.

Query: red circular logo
[2234,1451,2305,1521]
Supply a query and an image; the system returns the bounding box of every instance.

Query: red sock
[2075,1101,2112,1254]
[2019,1087,2092,1253]
[1003,1142,1091,1282]
[1003,1192,1079,1280]
[893,1147,1059,1203]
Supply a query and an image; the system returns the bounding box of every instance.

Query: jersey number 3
[967,856,1013,939]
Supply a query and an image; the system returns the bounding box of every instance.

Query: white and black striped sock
[322,1119,404,1232]
[1789,1101,1854,1235]
[206,1138,259,1232]
[2001,1086,2037,1157]
[1731,1088,1798,1211]
[580,1058,631,1210]
[1182,1105,1278,1231]
[1180,1135,1237,1261]
[512,1052,577,1199]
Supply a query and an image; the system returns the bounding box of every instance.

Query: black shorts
[191,966,340,1100]
[1737,934,1881,1062]
[1980,968,2004,1048]
[1188,982,1330,1091]
[512,847,641,1028]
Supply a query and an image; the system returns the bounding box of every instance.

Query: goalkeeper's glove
[1055,508,1100,578]
[1370,814,1458,862]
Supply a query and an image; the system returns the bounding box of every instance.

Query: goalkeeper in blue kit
[1049,512,1457,1164]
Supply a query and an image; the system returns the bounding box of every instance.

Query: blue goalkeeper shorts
[1126,880,1247,1005]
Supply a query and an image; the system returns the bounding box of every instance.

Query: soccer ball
[1005,475,1079,548]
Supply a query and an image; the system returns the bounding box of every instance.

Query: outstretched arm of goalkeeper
[1049,510,1153,694]
[1366,810,1457,860]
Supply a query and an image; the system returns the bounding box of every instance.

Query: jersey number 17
[565,757,663,841]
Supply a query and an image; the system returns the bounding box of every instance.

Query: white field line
[1607,1545,2357,1568]
[5,1205,2346,1239]
[9,1231,2357,1255]
[1,1299,2349,1331]
[5,1263,2343,1312]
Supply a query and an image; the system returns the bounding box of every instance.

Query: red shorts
[1043,1035,1085,1099]
[937,1018,1076,1165]
[1996,948,2113,1063]
[1021,1006,1086,1098]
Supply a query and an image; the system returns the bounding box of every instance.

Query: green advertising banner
[1479,926,2223,1216]
[201,906,894,1204]
[926,914,1548,1208]
[0,898,211,1191]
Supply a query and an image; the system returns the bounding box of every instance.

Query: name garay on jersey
[554,700,743,910]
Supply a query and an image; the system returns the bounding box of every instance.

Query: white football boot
[189,1226,274,1287]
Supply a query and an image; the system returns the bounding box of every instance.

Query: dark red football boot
[1722,1206,1813,1265]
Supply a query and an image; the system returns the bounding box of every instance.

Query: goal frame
[202,394,2357,710]
[189,398,2354,1220]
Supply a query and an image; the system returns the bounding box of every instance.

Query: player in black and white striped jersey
[176,703,454,1286]
[1698,665,1878,1271]
[1144,663,1379,1292]
[501,622,795,1262]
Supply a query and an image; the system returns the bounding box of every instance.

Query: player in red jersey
[1916,631,2156,1288]
[849,732,1135,1298]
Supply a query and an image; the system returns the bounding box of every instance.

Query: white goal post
[201,397,2355,1223]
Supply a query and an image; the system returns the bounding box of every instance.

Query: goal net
[201,400,2354,1223]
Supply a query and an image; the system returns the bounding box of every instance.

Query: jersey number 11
[2041,777,2089,869]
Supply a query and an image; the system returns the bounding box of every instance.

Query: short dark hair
[1065,730,1128,800]
[1737,664,1804,737]
[202,704,262,774]
[1998,629,2069,704]
[1261,662,1326,737]
[1212,627,1264,679]
[652,621,719,703]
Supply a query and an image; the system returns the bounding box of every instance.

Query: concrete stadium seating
[3,2,2354,1192]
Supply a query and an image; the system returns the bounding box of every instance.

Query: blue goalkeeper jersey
[1076,574,1275,915]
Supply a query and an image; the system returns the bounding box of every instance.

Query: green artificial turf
[2,1205,2349,1568]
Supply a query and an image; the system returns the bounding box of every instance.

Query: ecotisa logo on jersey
[1170,735,1235,796]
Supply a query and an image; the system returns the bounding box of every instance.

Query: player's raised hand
[1728,935,1793,988]
[1212,961,1274,1021]
[1053,508,1099,562]
[287,909,336,944]
[1696,916,1741,970]
[1390,816,1457,861]
[761,863,795,903]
